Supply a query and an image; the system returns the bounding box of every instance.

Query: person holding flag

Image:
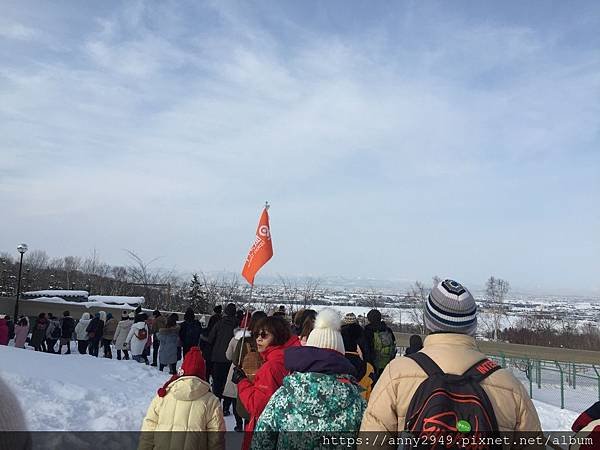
[233,203,301,450]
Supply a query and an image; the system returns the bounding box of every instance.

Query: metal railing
[488,353,599,411]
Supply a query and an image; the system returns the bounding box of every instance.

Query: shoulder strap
[463,358,501,382]
[406,352,445,377]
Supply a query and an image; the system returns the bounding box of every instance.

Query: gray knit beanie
[424,279,477,336]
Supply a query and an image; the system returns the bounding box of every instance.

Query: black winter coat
[60,317,76,339]
[201,313,221,359]
[178,319,203,355]
[207,314,237,363]
[206,313,222,334]
[86,318,104,341]
[7,320,15,340]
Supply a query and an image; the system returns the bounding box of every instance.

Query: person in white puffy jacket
[126,313,149,363]
[140,346,224,450]
[74,312,91,354]
[113,311,134,360]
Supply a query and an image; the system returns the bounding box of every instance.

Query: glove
[231,367,247,384]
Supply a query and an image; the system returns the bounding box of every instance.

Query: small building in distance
[15,290,146,320]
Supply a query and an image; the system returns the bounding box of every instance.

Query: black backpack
[51,323,61,339]
[404,352,501,449]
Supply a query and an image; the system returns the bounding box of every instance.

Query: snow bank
[0,345,580,432]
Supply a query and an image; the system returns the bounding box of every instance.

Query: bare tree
[362,286,382,309]
[199,272,223,311]
[405,276,440,334]
[485,276,510,341]
[81,249,100,275]
[125,249,164,307]
[300,277,321,309]
[278,275,299,312]
[111,266,128,281]
[219,273,241,305]
[49,257,65,271]
[27,250,49,272]
[63,256,82,289]
[406,281,428,334]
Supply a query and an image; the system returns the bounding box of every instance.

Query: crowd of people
[137,280,599,450]
[2,279,599,450]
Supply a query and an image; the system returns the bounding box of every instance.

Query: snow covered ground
[0,344,238,431]
[0,344,579,432]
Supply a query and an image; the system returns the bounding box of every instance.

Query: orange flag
[242,206,273,286]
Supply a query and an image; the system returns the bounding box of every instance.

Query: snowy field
[0,345,578,432]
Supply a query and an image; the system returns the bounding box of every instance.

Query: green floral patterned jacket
[251,370,366,450]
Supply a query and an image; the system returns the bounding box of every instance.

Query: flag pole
[237,283,253,366]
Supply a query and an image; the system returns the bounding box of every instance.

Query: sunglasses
[253,331,271,339]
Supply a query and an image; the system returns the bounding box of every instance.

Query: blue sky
[1,0,599,294]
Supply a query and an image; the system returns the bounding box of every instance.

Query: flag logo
[258,225,270,238]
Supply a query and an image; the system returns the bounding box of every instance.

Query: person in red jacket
[232,315,300,450]
[0,315,9,345]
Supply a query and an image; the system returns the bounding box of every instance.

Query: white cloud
[0,22,39,41]
[0,1,599,293]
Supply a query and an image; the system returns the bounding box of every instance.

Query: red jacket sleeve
[237,360,287,419]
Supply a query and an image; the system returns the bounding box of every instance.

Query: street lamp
[14,243,28,319]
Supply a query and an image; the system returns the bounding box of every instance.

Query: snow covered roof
[23,290,89,297]
[88,295,145,305]
[23,296,136,310]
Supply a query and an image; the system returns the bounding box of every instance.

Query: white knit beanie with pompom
[305,308,345,354]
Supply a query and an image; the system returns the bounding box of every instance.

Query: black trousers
[231,398,244,429]
[211,361,231,400]
[117,349,130,360]
[77,340,88,354]
[160,363,177,374]
[46,339,57,353]
[88,339,100,357]
[101,339,112,358]
[34,341,46,352]
[152,338,160,365]
[205,360,214,382]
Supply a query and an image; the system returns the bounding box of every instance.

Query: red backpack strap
[463,358,501,382]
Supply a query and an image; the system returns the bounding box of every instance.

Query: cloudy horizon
[1,1,599,296]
